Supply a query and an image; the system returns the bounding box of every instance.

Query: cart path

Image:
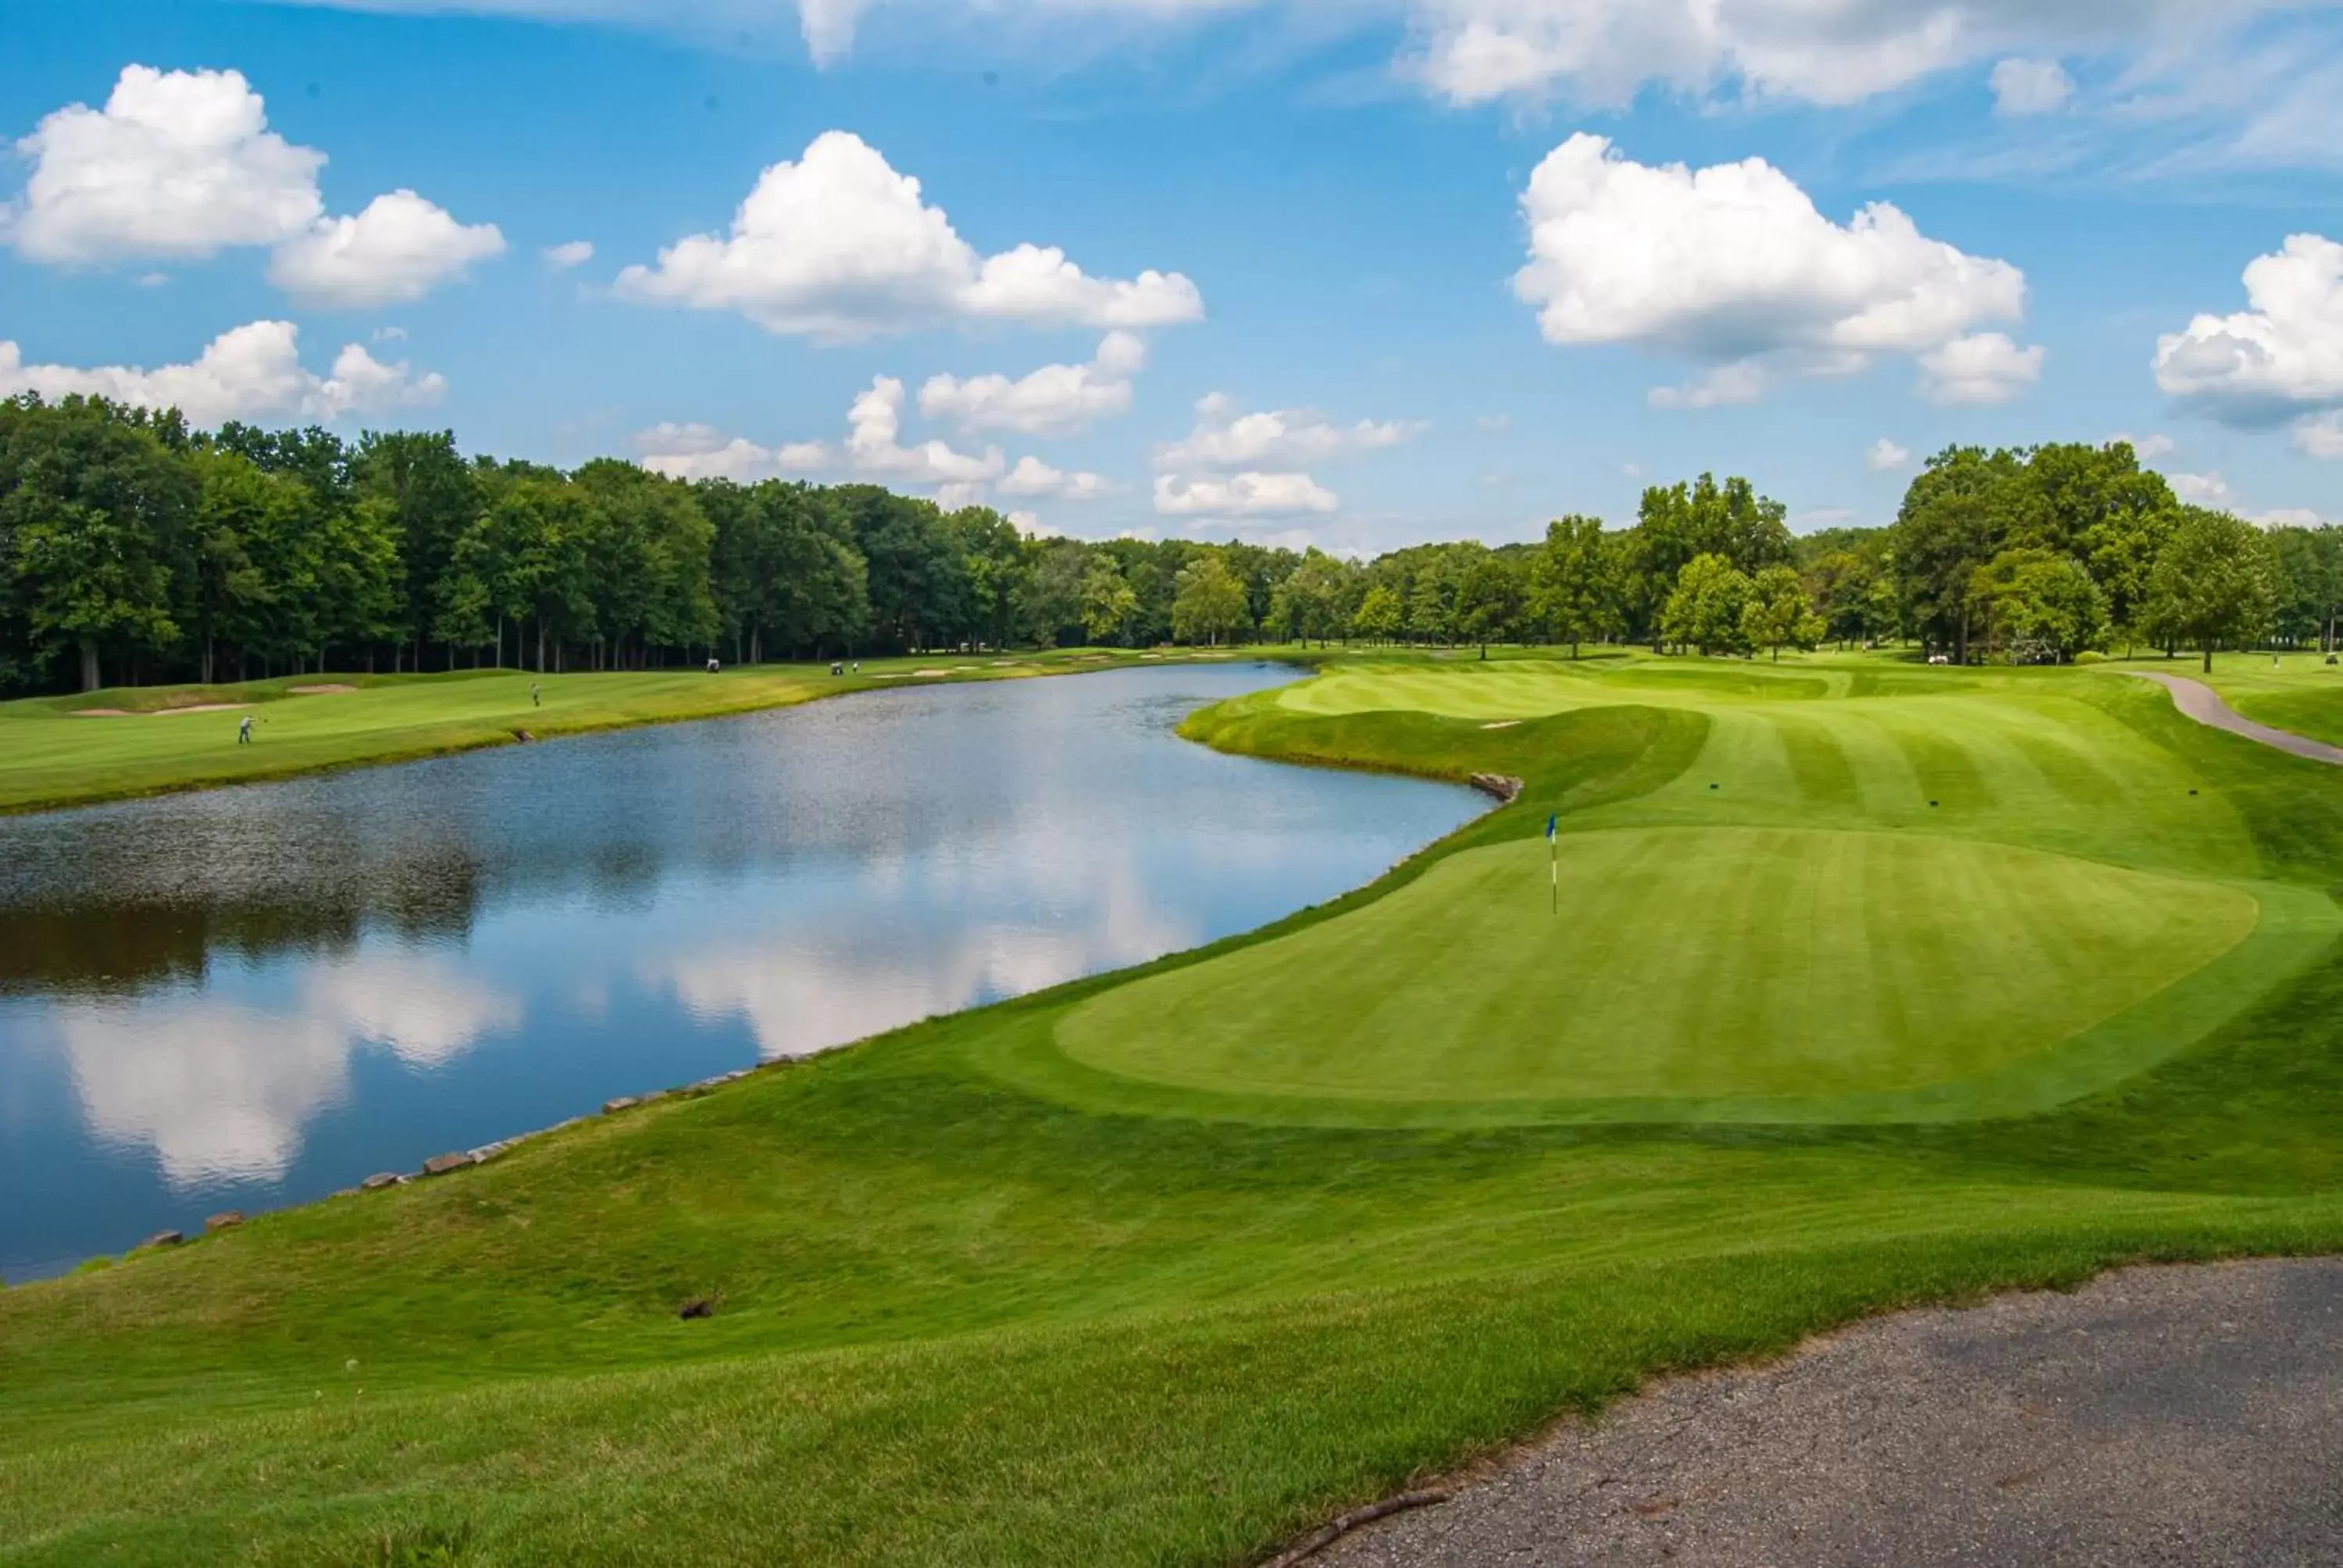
[2127,669,2343,766]
[1300,1257,2343,1568]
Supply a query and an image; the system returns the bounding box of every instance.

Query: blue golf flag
[1546,812,1558,841]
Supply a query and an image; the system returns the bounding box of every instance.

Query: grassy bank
[0,650,1180,815]
[6,650,2343,1566]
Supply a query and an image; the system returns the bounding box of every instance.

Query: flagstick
[1550,836,1557,916]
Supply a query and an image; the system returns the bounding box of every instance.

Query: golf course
[9,648,2343,1566]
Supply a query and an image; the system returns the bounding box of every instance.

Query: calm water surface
[0,665,1480,1281]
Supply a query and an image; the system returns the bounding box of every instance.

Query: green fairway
[9,648,2343,1568]
[1059,827,2264,1114]
[0,652,1137,814]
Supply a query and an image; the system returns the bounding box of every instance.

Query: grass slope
[6,650,2343,1567]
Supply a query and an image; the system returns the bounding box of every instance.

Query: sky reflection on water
[0,665,1482,1281]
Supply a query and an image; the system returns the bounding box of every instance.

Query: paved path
[1307,1258,2343,1568]
[2126,670,2343,766]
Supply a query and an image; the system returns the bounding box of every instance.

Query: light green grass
[1060,826,2263,1109]
[9,648,2343,1566]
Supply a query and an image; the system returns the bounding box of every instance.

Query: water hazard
[0,664,1482,1281]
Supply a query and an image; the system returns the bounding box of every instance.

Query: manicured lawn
[1059,827,2263,1110]
[7,649,2343,1567]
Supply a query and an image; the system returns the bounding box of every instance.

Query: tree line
[0,393,2327,694]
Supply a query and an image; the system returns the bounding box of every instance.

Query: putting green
[1057,825,2266,1115]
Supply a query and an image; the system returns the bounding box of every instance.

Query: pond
[0,664,1483,1282]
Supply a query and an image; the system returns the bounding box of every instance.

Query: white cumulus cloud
[2,65,323,263]
[2154,233,2343,456]
[1407,0,2280,109]
[1157,393,1422,470]
[1989,56,2074,115]
[919,330,1145,436]
[1516,134,2035,408]
[268,189,505,308]
[634,422,829,481]
[5,64,504,308]
[999,454,1116,499]
[542,239,595,269]
[1917,331,2044,404]
[614,131,1203,341]
[0,320,444,428]
[1153,471,1339,517]
[1867,437,1912,471]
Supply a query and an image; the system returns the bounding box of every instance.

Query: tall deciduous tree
[1532,514,1621,657]
[2142,507,2278,672]
[1171,551,1249,647]
[1660,553,1753,656]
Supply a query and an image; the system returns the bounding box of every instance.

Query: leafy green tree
[1531,514,1621,657]
[948,505,1025,651]
[1740,563,1818,661]
[1660,553,1753,656]
[2,396,194,690]
[838,486,972,652]
[1455,552,1525,658]
[1965,547,2106,663]
[1017,539,1092,648]
[1352,583,1403,644]
[352,430,478,671]
[1171,551,1249,646]
[1081,561,1140,646]
[2142,507,2278,672]
[1270,550,1354,647]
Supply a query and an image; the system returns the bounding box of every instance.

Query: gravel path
[2126,670,2343,766]
[1305,1258,2343,1568]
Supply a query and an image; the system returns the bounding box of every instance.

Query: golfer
[237,715,253,745]
[531,682,541,707]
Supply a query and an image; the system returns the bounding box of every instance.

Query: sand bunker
[288,683,356,695]
[73,703,249,717]
[1480,720,1521,730]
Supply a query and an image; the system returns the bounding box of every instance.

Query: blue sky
[5,0,2342,552]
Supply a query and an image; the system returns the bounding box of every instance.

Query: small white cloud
[135,271,168,287]
[2296,411,2343,459]
[1153,471,1339,517]
[1157,394,1422,471]
[1477,413,1512,433]
[615,131,1202,341]
[2167,470,2232,506]
[1515,134,2029,408]
[4,65,323,264]
[0,320,443,427]
[373,325,408,342]
[1007,508,1062,538]
[1990,57,2074,116]
[998,454,1116,499]
[1867,437,1912,471]
[267,189,505,309]
[1917,332,2044,404]
[1649,361,1770,409]
[919,330,1144,437]
[634,422,829,482]
[2109,430,2176,460]
[542,239,594,270]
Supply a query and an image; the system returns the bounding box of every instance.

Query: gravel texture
[1308,1258,2343,1568]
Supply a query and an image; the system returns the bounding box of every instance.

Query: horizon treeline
[1,391,2334,695]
